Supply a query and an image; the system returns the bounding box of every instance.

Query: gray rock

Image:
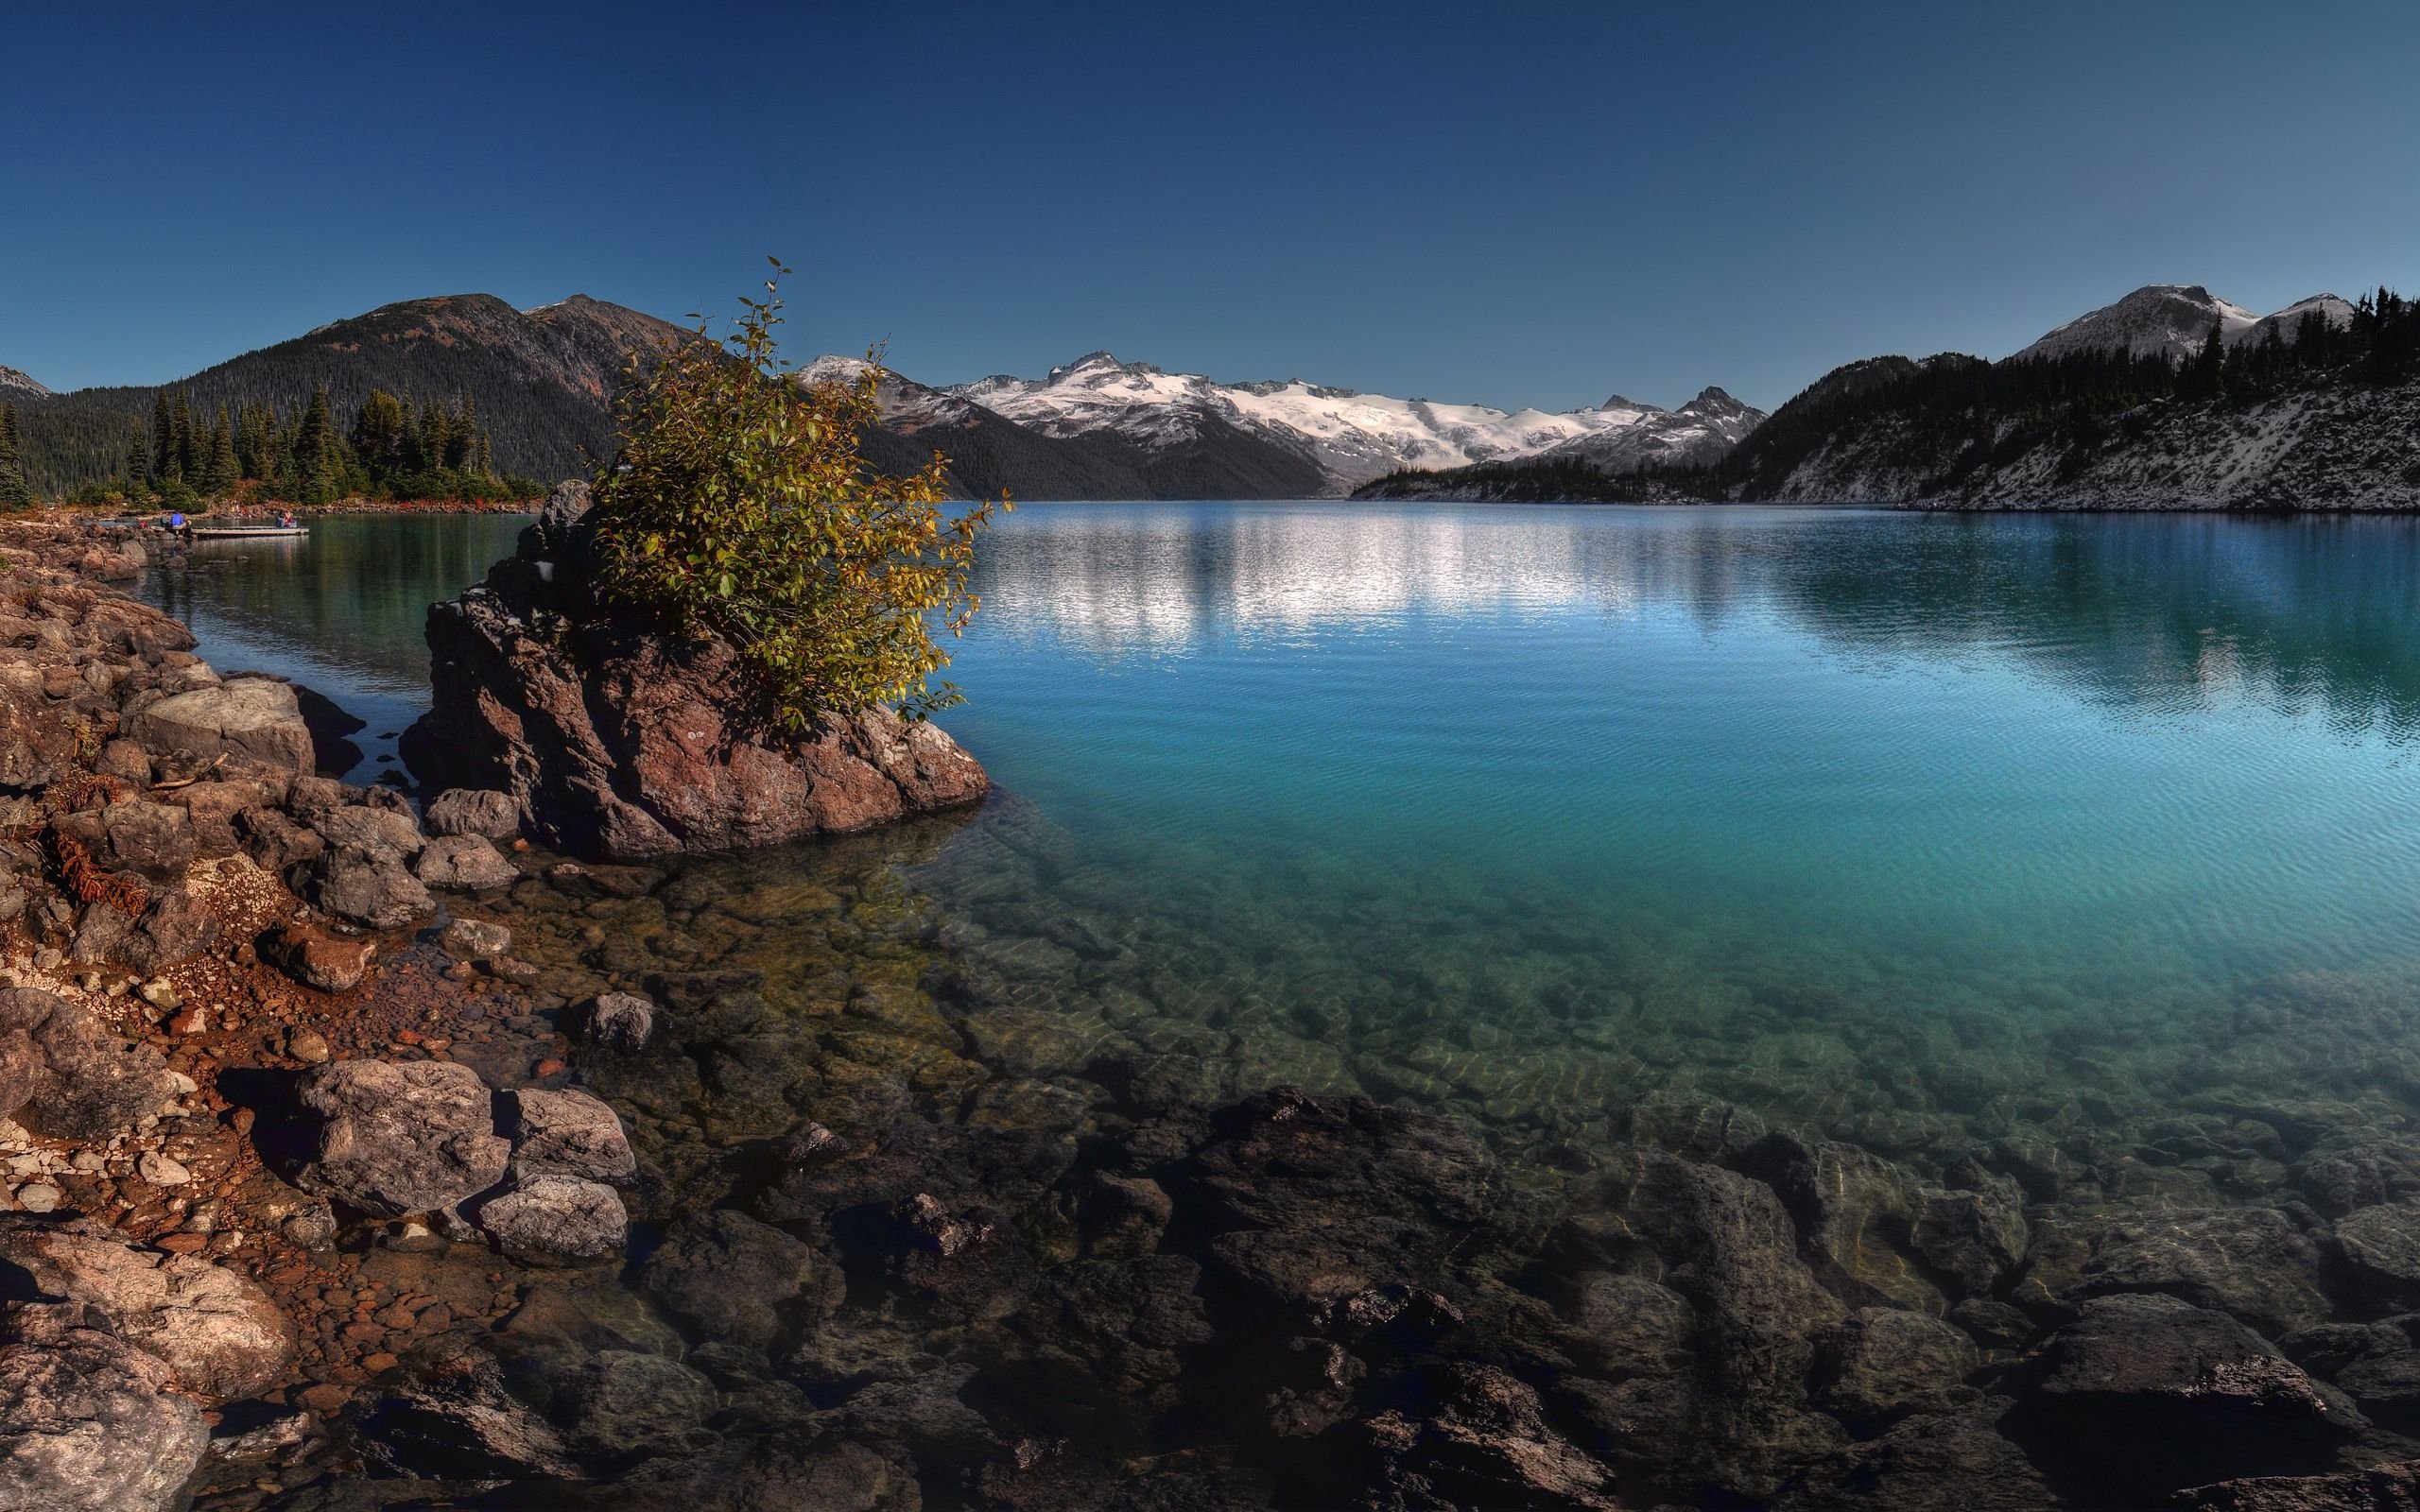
[49,801,193,882]
[310,844,434,930]
[65,885,216,976]
[0,988,177,1142]
[412,833,518,892]
[131,676,314,775]
[472,1173,628,1262]
[0,1301,209,1512]
[235,805,322,872]
[575,990,655,1052]
[310,802,425,862]
[293,1058,510,1215]
[425,788,522,840]
[507,1088,636,1182]
[0,1216,292,1398]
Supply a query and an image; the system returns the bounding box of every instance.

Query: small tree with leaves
[590,261,1006,728]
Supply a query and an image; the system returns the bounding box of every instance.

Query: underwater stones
[292,1058,510,1216]
[1907,1184,2028,1297]
[759,1117,1074,1228]
[436,915,511,960]
[1812,1306,1980,1428]
[2075,1208,2329,1336]
[472,1173,629,1262]
[640,1210,841,1350]
[354,1351,579,1481]
[425,787,522,840]
[1735,1132,1936,1312]
[573,990,655,1052]
[1180,1088,1507,1313]
[2332,1203,2420,1293]
[2176,1461,2420,1511]
[1348,1364,1619,1512]
[413,833,520,892]
[507,1088,636,1182]
[0,1300,210,1512]
[0,1216,293,1399]
[1552,1272,1697,1379]
[2019,1294,2364,1493]
[544,1349,717,1460]
[1773,1402,2057,1512]
[259,919,375,992]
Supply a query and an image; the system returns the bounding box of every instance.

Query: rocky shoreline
[8,515,2420,1508]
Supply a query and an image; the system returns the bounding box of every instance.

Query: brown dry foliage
[47,827,147,915]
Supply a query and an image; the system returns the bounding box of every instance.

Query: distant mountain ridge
[939,351,1758,491]
[1361,282,2420,510]
[0,367,48,399]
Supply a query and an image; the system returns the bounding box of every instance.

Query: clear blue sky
[4,0,2415,412]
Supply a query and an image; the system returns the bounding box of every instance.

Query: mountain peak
[0,366,49,400]
[1679,386,1751,418]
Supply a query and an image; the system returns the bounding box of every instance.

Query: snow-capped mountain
[0,366,49,400]
[1529,386,1765,472]
[941,352,1758,491]
[2015,284,2356,363]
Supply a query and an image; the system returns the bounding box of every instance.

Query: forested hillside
[13,294,689,495]
[1360,287,2420,510]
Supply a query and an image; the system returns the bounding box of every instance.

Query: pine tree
[0,404,32,508]
[124,428,152,501]
[291,384,342,505]
[203,407,240,497]
[149,390,175,484]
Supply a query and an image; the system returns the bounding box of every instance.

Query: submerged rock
[403,481,988,860]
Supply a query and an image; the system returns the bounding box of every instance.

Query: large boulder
[413,833,519,892]
[309,844,434,931]
[0,1217,293,1398]
[292,1058,510,1215]
[130,675,315,775]
[0,988,177,1142]
[0,1301,209,1512]
[402,481,987,860]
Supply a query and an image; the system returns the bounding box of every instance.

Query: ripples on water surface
[152,505,2420,1180]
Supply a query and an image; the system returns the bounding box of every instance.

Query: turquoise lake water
[149,504,2420,1170]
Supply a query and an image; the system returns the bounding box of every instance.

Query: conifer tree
[0,404,31,508]
[291,384,342,505]
[149,391,175,483]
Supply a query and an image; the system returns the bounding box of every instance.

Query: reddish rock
[260,922,376,993]
[403,482,987,860]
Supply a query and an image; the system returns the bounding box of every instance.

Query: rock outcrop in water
[403,482,989,861]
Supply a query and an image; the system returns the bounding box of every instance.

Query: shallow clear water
[151,503,2420,1174]
[142,513,530,782]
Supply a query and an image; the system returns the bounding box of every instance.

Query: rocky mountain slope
[0,366,48,399]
